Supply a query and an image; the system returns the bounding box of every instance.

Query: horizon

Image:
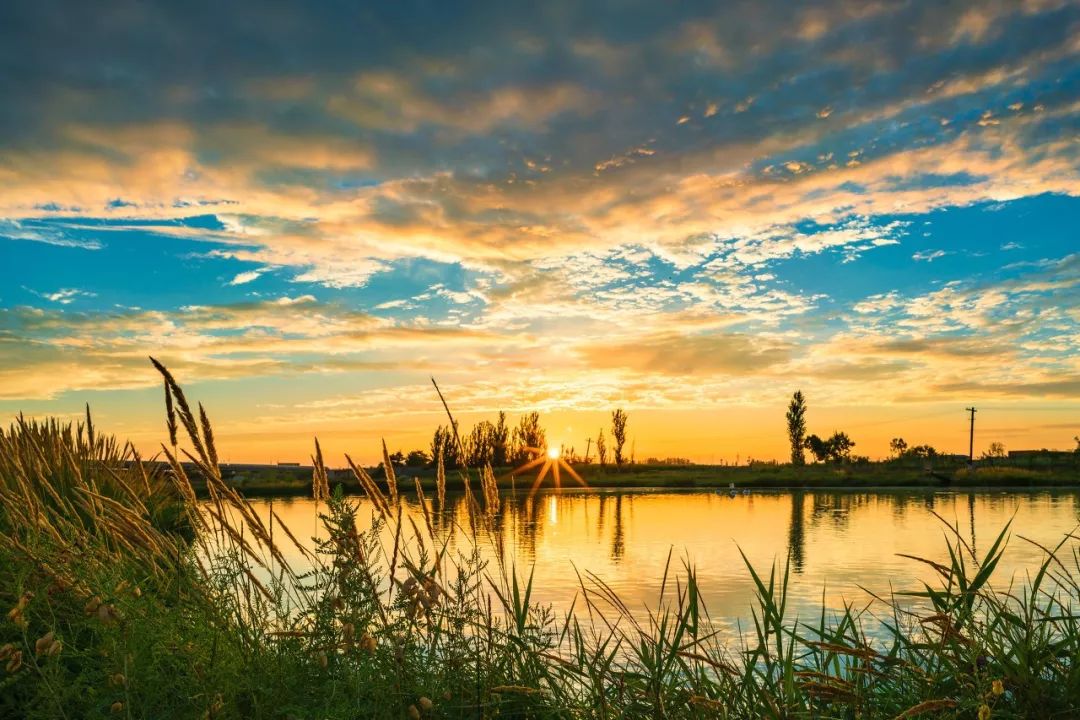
[1,1,1078,464]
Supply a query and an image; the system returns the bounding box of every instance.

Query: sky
[0,0,1078,464]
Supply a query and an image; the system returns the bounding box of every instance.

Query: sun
[512,444,587,496]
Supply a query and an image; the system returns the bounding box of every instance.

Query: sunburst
[513,445,587,495]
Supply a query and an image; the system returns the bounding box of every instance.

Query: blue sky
[0,0,1077,461]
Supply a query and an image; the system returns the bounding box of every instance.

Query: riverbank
[5,403,1080,718]
[207,459,1079,498]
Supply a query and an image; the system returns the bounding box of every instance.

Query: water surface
[232,488,1080,633]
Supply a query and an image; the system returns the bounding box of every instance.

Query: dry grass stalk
[163,379,178,448]
[387,503,403,602]
[311,438,330,503]
[435,441,446,513]
[380,439,398,505]
[891,699,959,719]
[346,454,389,518]
[481,463,499,515]
[413,478,436,541]
[198,403,218,469]
[150,356,208,465]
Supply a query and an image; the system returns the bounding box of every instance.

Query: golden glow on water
[239,489,1080,630]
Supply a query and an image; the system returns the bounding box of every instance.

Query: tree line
[383,409,632,470]
[787,390,1017,464]
[785,390,860,464]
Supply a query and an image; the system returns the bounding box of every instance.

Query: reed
[1,362,1078,718]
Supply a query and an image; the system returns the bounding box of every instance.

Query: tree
[596,429,607,466]
[405,449,429,467]
[493,412,509,467]
[907,444,938,459]
[786,391,807,466]
[510,412,545,465]
[431,425,460,468]
[826,431,855,462]
[611,409,628,466]
[984,442,1006,459]
[804,432,856,463]
[431,426,447,466]
[388,450,405,465]
[804,434,830,463]
[889,437,908,458]
[467,420,496,466]
[1074,435,1079,454]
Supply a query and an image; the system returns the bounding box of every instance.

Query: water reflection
[611,494,625,562]
[788,491,805,573]
[239,488,1080,632]
[968,492,977,558]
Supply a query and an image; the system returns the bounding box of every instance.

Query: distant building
[277,461,301,466]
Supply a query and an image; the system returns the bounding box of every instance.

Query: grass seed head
[110,701,124,714]
[97,603,119,625]
[5,650,22,674]
[6,606,26,628]
[34,631,55,656]
[407,704,420,719]
[418,696,433,711]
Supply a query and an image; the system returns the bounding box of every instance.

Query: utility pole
[584,437,592,464]
[965,407,977,464]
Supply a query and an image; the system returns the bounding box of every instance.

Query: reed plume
[380,438,398,505]
[435,440,446,513]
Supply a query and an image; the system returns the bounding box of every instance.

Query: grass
[206,458,1079,499]
[1,361,1079,718]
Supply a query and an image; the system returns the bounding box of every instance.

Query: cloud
[0,296,504,398]
[25,287,96,305]
[1,219,102,249]
[932,377,1080,399]
[228,270,262,285]
[578,332,792,376]
[0,0,1076,447]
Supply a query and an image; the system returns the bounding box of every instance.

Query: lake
[233,487,1080,633]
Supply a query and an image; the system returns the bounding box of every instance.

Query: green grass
[2,362,1080,718]
[205,458,1079,499]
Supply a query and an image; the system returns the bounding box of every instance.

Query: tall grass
[1,361,1079,718]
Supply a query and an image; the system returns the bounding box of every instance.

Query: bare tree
[597,429,607,466]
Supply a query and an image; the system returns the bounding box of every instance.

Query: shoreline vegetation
[2,361,1079,718]
[202,460,1080,499]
